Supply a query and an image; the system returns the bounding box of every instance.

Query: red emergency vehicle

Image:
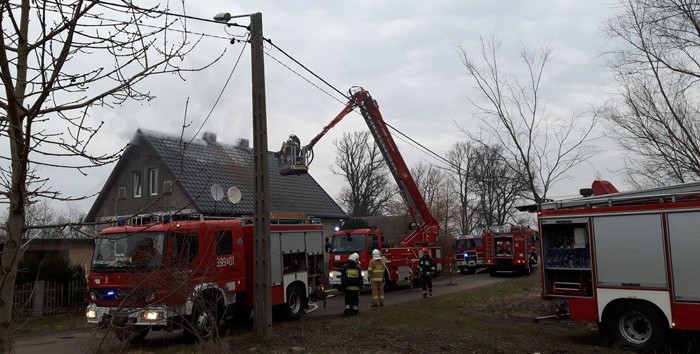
[521,180,700,351]
[453,234,485,274]
[85,216,325,341]
[278,87,442,287]
[483,225,536,276]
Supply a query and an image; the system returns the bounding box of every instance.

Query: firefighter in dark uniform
[528,246,539,275]
[419,247,434,298]
[341,252,363,316]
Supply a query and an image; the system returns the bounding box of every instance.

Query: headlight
[141,310,163,321]
[85,309,97,319]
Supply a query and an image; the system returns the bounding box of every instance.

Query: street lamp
[213,12,232,23]
[214,11,272,339]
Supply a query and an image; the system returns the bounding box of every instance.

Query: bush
[16,252,84,284]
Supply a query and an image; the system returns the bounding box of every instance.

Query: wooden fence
[13,279,87,317]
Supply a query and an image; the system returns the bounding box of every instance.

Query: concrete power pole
[250,12,272,338]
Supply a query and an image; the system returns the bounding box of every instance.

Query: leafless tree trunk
[446,142,480,234]
[411,162,460,240]
[604,0,700,187]
[332,131,394,216]
[471,145,526,227]
[458,32,600,204]
[0,1,217,349]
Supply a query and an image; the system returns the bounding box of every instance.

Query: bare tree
[471,144,526,227]
[458,32,600,203]
[446,141,480,234]
[332,131,394,216]
[604,0,700,187]
[0,1,217,348]
[411,162,461,239]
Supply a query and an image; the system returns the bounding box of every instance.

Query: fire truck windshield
[456,238,482,250]
[92,232,165,271]
[330,234,367,254]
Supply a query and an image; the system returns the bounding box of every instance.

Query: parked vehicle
[85,216,325,341]
[278,87,443,287]
[484,225,536,276]
[520,180,700,351]
[453,234,485,274]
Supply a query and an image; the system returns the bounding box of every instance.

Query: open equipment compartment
[540,218,593,297]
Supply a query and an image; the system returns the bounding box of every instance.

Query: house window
[149,168,159,196]
[133,172,142,198]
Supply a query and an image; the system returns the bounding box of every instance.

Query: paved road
[14,272,504,353]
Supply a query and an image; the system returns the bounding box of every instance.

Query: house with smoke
[85,129,347,237]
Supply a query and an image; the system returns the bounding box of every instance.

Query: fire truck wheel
[609,303,667,352]
[283,284,305,321]
[184,294,223,342]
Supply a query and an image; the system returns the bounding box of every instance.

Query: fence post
[33,281,46,316]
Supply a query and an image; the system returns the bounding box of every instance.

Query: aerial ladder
[277,87,439,247]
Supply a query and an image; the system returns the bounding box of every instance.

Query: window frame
[148,168,159,196]
[133,171,142,198]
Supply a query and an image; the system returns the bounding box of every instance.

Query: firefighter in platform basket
[341,252,363,316]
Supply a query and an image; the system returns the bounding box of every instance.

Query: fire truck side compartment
[667,211,700,302]
[270,233,282,285]
[593,214,667,289]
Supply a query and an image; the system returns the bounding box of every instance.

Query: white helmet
[372,249,381,260]
[348,253,360,263]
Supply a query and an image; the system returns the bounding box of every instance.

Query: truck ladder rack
[537,182,700,211]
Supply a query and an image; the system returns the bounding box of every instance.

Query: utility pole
[250,12,272,338]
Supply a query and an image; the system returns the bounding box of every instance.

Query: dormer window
[133,171,142,198]
[149,168,159,196]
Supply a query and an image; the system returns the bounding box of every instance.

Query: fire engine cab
[483,225,536,276]
[85,216,325,341]
[453,234,485,274]
[521,180,700,351]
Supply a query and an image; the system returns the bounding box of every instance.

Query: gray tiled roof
[143,130,347,218]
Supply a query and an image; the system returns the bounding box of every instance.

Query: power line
[94,1,252,27]
[263,38,464,174]
[32,1,249,41]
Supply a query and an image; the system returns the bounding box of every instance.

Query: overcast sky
[11,0,626,216]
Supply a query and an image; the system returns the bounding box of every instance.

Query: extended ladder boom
[281,87,439,246]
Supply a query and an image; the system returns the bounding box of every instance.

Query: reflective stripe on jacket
[342,261,363,288]
[367,258,386,282]
[419,255,433,275]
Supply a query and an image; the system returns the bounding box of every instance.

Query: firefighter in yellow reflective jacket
[368,249,386,307]
[419,247,434,298]
[341,253,363,317]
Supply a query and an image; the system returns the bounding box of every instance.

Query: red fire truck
[453,234,485,274]
[520,180,700,351]
[85,216,325,341]
[483,225,536,276]
[278,87,442,287]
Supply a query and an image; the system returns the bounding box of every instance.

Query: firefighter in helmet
[528,246,539,274]
[341,252,363,316]
[368,249,386,307]
[419,247,434,298]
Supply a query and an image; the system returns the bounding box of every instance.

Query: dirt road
[14,272,504,353]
